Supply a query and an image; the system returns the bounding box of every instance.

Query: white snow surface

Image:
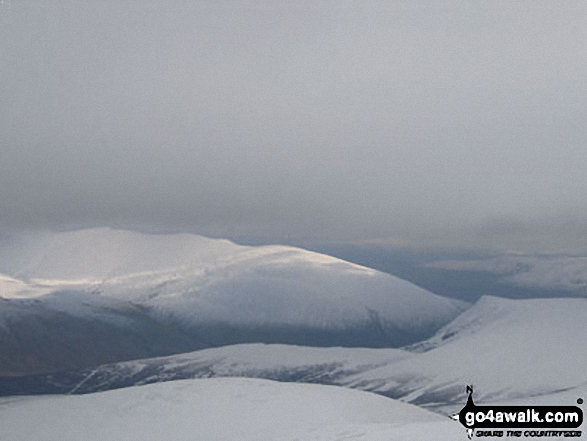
[140,343,410,373]
[2,377,580,441]
[71,343,411,391]
[345,295,587,410]
[0,228,464,330]
[75,296,587,414]
[0,378,459,441]
[0,274,51,299]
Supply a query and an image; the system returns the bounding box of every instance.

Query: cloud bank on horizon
[1,1,586,250]
[426,254,587,294]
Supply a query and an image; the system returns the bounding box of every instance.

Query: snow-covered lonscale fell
[0,228,465,340]
[0,378,460,441]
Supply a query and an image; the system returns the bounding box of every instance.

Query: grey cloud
[425,253,587,294]
[1,1,586,248]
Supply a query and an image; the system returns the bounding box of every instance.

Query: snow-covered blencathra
[0,228,465,374]
[0,377,461,441]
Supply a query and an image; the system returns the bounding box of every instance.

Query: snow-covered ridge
[0,274,52,299]
[0,378,460,441]
[16,295,583,416]
[1,228,375,282]
[0,229,464,328]
[345,295,587,411]
[0,229,466,374]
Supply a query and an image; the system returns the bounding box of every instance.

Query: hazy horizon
[2,1,587,252]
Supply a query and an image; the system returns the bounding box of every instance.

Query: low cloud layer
[426,254,587,294]
[1,1,586,249]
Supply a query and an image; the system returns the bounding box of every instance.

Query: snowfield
[0,228,466,374]
[0,229,463,330]
[0,377,461,441]
[5,295,585,421]
[345,295,587,412]
[1,377,579,441]
[0,229,584,440]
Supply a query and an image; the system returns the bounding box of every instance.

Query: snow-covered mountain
[345,295,587,412]
[8,295,583,417]
[0,228,465,374]
[0,377,461,441]
[0,291,202,376]
[0,344,409,395]
[1,231,583,439]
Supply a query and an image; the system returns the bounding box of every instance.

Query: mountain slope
[0,292,201,376]
[345,295,587,412]
[0,229,465,374]
[0,378,459,441]
[7,296,584,416]
[0,344,409,394]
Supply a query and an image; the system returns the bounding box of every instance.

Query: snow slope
[0,291,201,376]
[0,377,460,441]
[0,229,466,374]
[0,274,51,299]
[0,344,409,395]
[0,228,463,331]
[345,295,587,412]
[2,377,578,441]
[9,295,583,417]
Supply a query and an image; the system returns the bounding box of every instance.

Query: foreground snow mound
[2,377,577,441]
[0,229,465,374]
[0,378,454,441]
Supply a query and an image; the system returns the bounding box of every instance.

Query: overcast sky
[1,1,586,250]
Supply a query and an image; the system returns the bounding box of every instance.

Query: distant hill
[5,295,585,418]
[0,228,465,375]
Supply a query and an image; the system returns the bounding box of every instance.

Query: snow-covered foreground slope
[2,377,579,441]
[7,295,584,417]
[0,229,465,374]
[347,295,587,412]
[0,377,461,441]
